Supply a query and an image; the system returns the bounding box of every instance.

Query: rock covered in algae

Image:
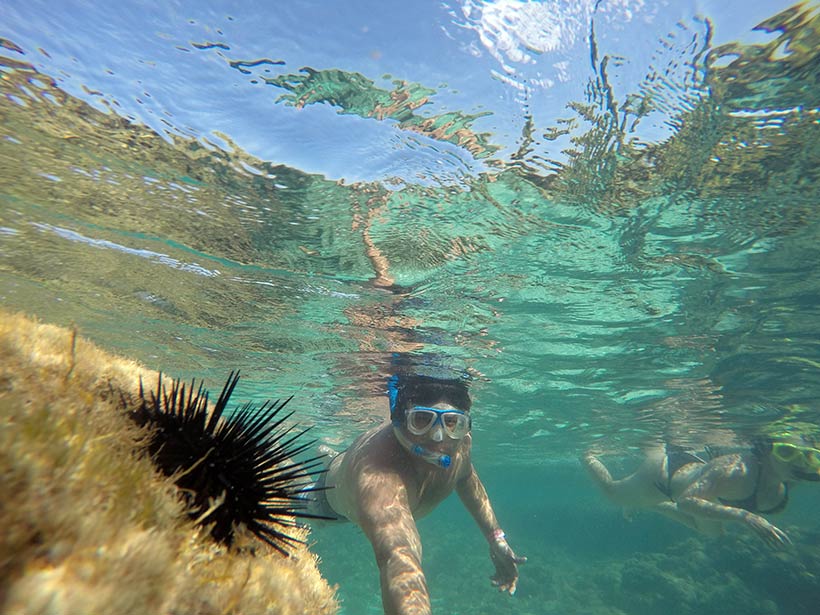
[0,310,339,615]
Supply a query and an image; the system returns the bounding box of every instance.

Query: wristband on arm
[490,528,506,543]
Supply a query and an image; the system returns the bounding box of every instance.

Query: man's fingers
[491,573,519,595]
[492,581,515,594]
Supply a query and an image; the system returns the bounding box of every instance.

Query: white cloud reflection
[454,0,644,82]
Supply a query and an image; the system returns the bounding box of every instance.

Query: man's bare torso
[326,422,471,524]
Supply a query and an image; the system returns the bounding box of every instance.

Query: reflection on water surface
[2,2,818,457]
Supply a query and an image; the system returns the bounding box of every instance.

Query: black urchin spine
[133,371,334,556]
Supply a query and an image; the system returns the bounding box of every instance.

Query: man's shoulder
[348,424,406,470]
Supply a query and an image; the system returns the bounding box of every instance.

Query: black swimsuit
[718,460,790,514]
[655,446,789,514]
[655,445,706,498]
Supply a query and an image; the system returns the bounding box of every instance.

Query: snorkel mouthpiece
[794,453,820,481]
[411,442,451,467]
[393,422,452,469]
[410,442,450,468]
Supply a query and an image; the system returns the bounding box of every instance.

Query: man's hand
[488,529,526,594]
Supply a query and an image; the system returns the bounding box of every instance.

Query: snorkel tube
[388,374,453,469]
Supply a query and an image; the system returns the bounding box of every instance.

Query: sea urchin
[133,371,332,556]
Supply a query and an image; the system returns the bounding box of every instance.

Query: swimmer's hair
[751,433,816,455]
[390,373,471,422]
[751,437,773,458]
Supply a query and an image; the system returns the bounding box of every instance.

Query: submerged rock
[0,310,338,615]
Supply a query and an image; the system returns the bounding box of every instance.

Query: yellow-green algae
[0,310,338,615]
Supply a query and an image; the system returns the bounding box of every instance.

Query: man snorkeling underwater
[309,372,525,615]
[582,438,820,548]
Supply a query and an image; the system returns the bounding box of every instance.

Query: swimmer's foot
[318,444,340,459]
[622,507,635,522]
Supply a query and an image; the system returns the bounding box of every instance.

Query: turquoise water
[314,465,820,614]
[2,1,820,613]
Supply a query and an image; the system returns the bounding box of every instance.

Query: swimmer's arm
[457,464,526,594]
[456,463,500,537]
[654,500,712,532]
[358,475,431,615]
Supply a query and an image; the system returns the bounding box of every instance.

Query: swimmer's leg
[581,452,618,497]
[296,445,345,524]
[296,472,340,523]
[318,444,340,460]
[581,451,661,510]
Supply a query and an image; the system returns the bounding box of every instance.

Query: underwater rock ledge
[0,310,338,615]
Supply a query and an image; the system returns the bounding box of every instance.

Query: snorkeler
[582,439,820,548]
[309,372,525,615]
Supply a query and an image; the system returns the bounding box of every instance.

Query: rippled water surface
[2,1,820,613]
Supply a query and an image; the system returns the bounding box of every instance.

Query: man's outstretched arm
[456,464,526,594]
[359,475,432,615]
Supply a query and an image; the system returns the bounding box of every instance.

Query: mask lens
[442,412,470,439]
[406,407,471,439]
[773,443,799,462]
[407,409,437,435]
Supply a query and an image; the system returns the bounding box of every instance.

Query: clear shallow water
[2,1,820,613]
[313,465,820,614]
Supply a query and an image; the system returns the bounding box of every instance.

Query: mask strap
[387,375,400,416]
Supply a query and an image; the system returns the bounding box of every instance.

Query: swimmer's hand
[621,507,635,522]
[745,514,792,549]
[488,529,526,595]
